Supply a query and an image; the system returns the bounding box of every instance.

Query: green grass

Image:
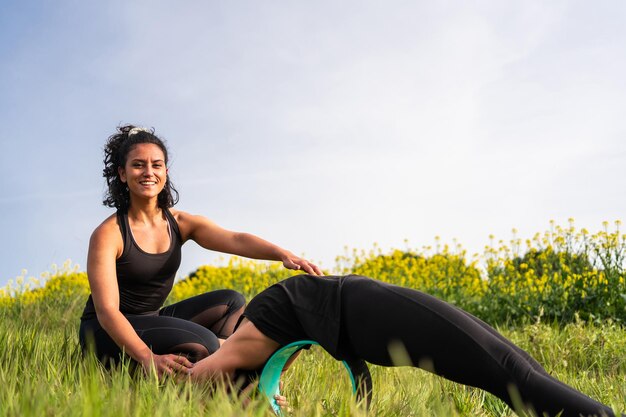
[1,297,625,417]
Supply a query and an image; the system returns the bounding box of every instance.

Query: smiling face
[118,143,168,203]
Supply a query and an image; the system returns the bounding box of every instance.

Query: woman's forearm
[231,233,322,275]
[231,232,289,261]
[97,310,152,364]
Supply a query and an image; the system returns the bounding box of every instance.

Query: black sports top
[81,209,183,320]
[243,274,351,360]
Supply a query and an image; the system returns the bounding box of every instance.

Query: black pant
[79,289,245,364]
[341,276,621,417]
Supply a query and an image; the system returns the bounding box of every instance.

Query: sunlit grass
[1,300,624,416]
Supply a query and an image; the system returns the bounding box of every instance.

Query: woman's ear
[118,166,127,183]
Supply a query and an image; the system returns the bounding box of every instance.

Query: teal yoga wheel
[258,340,372,416]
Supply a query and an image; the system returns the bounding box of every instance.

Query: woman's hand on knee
[142,353,194,378]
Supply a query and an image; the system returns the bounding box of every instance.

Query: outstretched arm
[174,210,323,275]
[190,321,291,414]
[190,319,280,383]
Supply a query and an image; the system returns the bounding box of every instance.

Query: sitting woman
[79,125,321,379]
[190,274,624,417]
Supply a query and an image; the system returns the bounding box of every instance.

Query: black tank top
[81,209,183,320]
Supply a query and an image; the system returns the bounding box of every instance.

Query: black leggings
[79,289,245,364]
[341,276,621,417]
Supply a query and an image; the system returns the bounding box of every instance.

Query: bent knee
[170,342,212,362]
[222,289,246,311]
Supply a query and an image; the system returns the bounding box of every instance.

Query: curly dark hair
[102,124,179,210]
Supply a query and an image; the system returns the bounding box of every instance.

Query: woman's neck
[127,198,163,224]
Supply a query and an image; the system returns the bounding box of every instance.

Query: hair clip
[127,127,151,137]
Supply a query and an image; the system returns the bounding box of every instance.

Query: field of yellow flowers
[2,219,625,325]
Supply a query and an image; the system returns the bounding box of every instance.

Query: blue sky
[1,1,625,287]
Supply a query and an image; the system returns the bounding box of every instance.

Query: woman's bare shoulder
[90,213,122,247]
[169,209,200,241]
[169,208,208,229]
[169,208,194,221]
